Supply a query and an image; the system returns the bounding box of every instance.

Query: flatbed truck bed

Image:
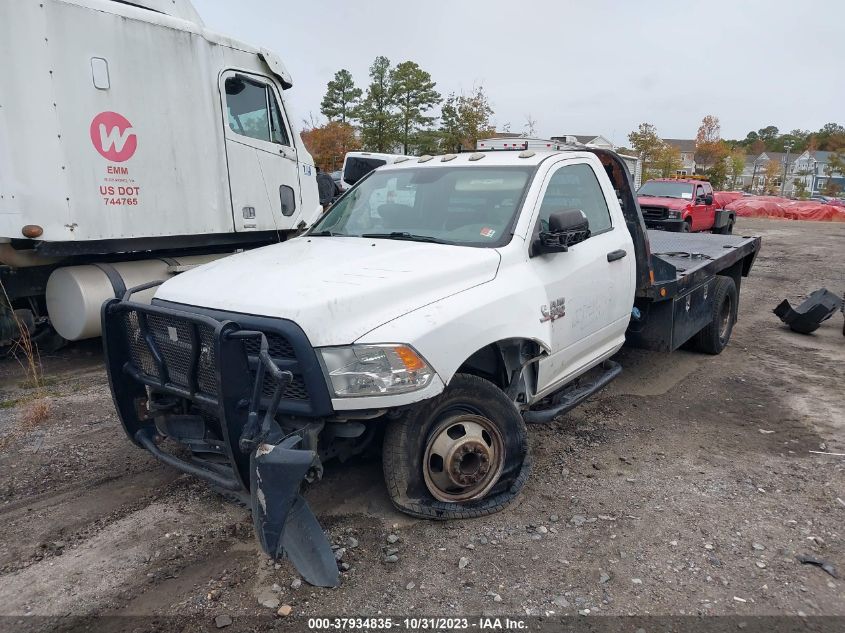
[626,230,761,352]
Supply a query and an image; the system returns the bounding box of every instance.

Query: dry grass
[1,282,51,427]
[20,397,51,429]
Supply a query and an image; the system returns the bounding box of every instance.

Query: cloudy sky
[192,0,844,145]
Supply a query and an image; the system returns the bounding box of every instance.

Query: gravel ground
[0,217,843,631]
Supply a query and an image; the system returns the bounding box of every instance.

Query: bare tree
[523,114,538,138]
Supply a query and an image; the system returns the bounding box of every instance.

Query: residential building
[551,134,614,150]
[739,150,843,195]
[551,134,641,187]
[789,150,843,195]
[662,139,697,175]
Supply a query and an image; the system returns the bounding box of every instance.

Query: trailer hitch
[227,330,340,588]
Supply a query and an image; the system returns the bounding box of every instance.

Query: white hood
[155,236,501,347]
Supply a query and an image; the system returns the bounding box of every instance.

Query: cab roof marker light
[394,156,411,163]
[441,154,457,162]
[468,153,486,161]
[418,155,434,163]
[519,150,536,158]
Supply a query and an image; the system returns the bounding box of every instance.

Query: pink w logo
[89,112,137,162]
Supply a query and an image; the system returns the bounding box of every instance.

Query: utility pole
[751,160,761,194]
[809,158,817,195]
[780,141,793,197]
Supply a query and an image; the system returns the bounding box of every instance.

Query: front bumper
[643,217,686,231]
[101,288,340,587]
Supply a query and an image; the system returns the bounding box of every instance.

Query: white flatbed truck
[101,146,761,586]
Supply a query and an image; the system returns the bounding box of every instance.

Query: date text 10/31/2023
[306,617,528,630]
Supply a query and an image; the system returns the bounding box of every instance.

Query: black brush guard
[101,283,339,587]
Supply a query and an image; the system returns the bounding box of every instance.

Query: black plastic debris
[796,554,839,579]
[774,288,843,334]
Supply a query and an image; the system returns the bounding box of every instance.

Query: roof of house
[487,131,524,139]
[551,135,607,144]
[808,150,838,163]
[756,151,791,164]
[663,139,696,153]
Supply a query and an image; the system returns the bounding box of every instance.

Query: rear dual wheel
[382,374,531,519]
[713,219,735,234]
[692,276,737,355]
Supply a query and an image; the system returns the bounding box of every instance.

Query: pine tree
[320,69,362,124]
[390,61,441,155]
[357,56,399,152]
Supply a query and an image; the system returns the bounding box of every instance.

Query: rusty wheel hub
[423,414,504,503]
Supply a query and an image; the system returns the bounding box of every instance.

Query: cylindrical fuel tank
[45,255,225,341]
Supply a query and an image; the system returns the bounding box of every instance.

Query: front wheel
[382,373,531,519]
[680,219,692,233]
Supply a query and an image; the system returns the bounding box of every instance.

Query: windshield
[638,181,695,199]
[311,166,534,246]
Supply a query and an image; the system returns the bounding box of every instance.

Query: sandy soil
[0,217,843,631]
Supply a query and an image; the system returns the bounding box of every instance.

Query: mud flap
[250,440,340,588]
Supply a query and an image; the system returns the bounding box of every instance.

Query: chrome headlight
[668,210,681,218]
[319,344,435,397]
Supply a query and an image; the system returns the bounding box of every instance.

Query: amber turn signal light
[21,225,44,238]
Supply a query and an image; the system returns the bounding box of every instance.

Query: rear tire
[692,276,737,355]
[713,218,735,235]
[382,373,531,520]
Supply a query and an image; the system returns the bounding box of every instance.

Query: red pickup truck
[637,178,735,234]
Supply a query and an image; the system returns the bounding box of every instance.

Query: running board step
[523,360,621,424]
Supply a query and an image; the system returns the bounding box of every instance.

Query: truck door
[530,161,635,395]
[220,72,301,232]
[691,183,714,231]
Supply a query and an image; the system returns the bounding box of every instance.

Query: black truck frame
[102,286,343,587]
[101,149,761,588]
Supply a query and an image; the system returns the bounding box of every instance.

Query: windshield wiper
[361,232,447,244]
[309,230,345,237]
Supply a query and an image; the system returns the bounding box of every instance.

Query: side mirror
[704,194,714,205]
[532,209,591,256]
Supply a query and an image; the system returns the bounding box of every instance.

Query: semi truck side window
[538,163,612,235]
[225,76,289,146]
[268,90,291,146]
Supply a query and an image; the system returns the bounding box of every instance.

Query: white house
[789,150,843,195]
[740,150,843,195]
[551,134,615,150]
[662,139,697,175]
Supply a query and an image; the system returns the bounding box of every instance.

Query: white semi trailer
[0,0,322,346]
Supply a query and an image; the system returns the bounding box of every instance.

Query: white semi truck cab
[0,0,321,346]
[101,147,761,587]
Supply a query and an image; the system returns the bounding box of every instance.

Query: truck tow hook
[250,437,340,588]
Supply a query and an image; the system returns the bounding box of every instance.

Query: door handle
[607,249,627,262]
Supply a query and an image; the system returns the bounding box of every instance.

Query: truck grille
[640,205,669,220]
[122,310,309,402]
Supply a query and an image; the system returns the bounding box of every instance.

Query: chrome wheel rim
[423,414,504,503]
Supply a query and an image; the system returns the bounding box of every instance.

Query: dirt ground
[0,217,843,630]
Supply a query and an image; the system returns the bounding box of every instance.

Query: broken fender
[251,439,340,588]
[774,288,842,335]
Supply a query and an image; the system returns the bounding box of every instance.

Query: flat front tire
[382,373,531,520]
